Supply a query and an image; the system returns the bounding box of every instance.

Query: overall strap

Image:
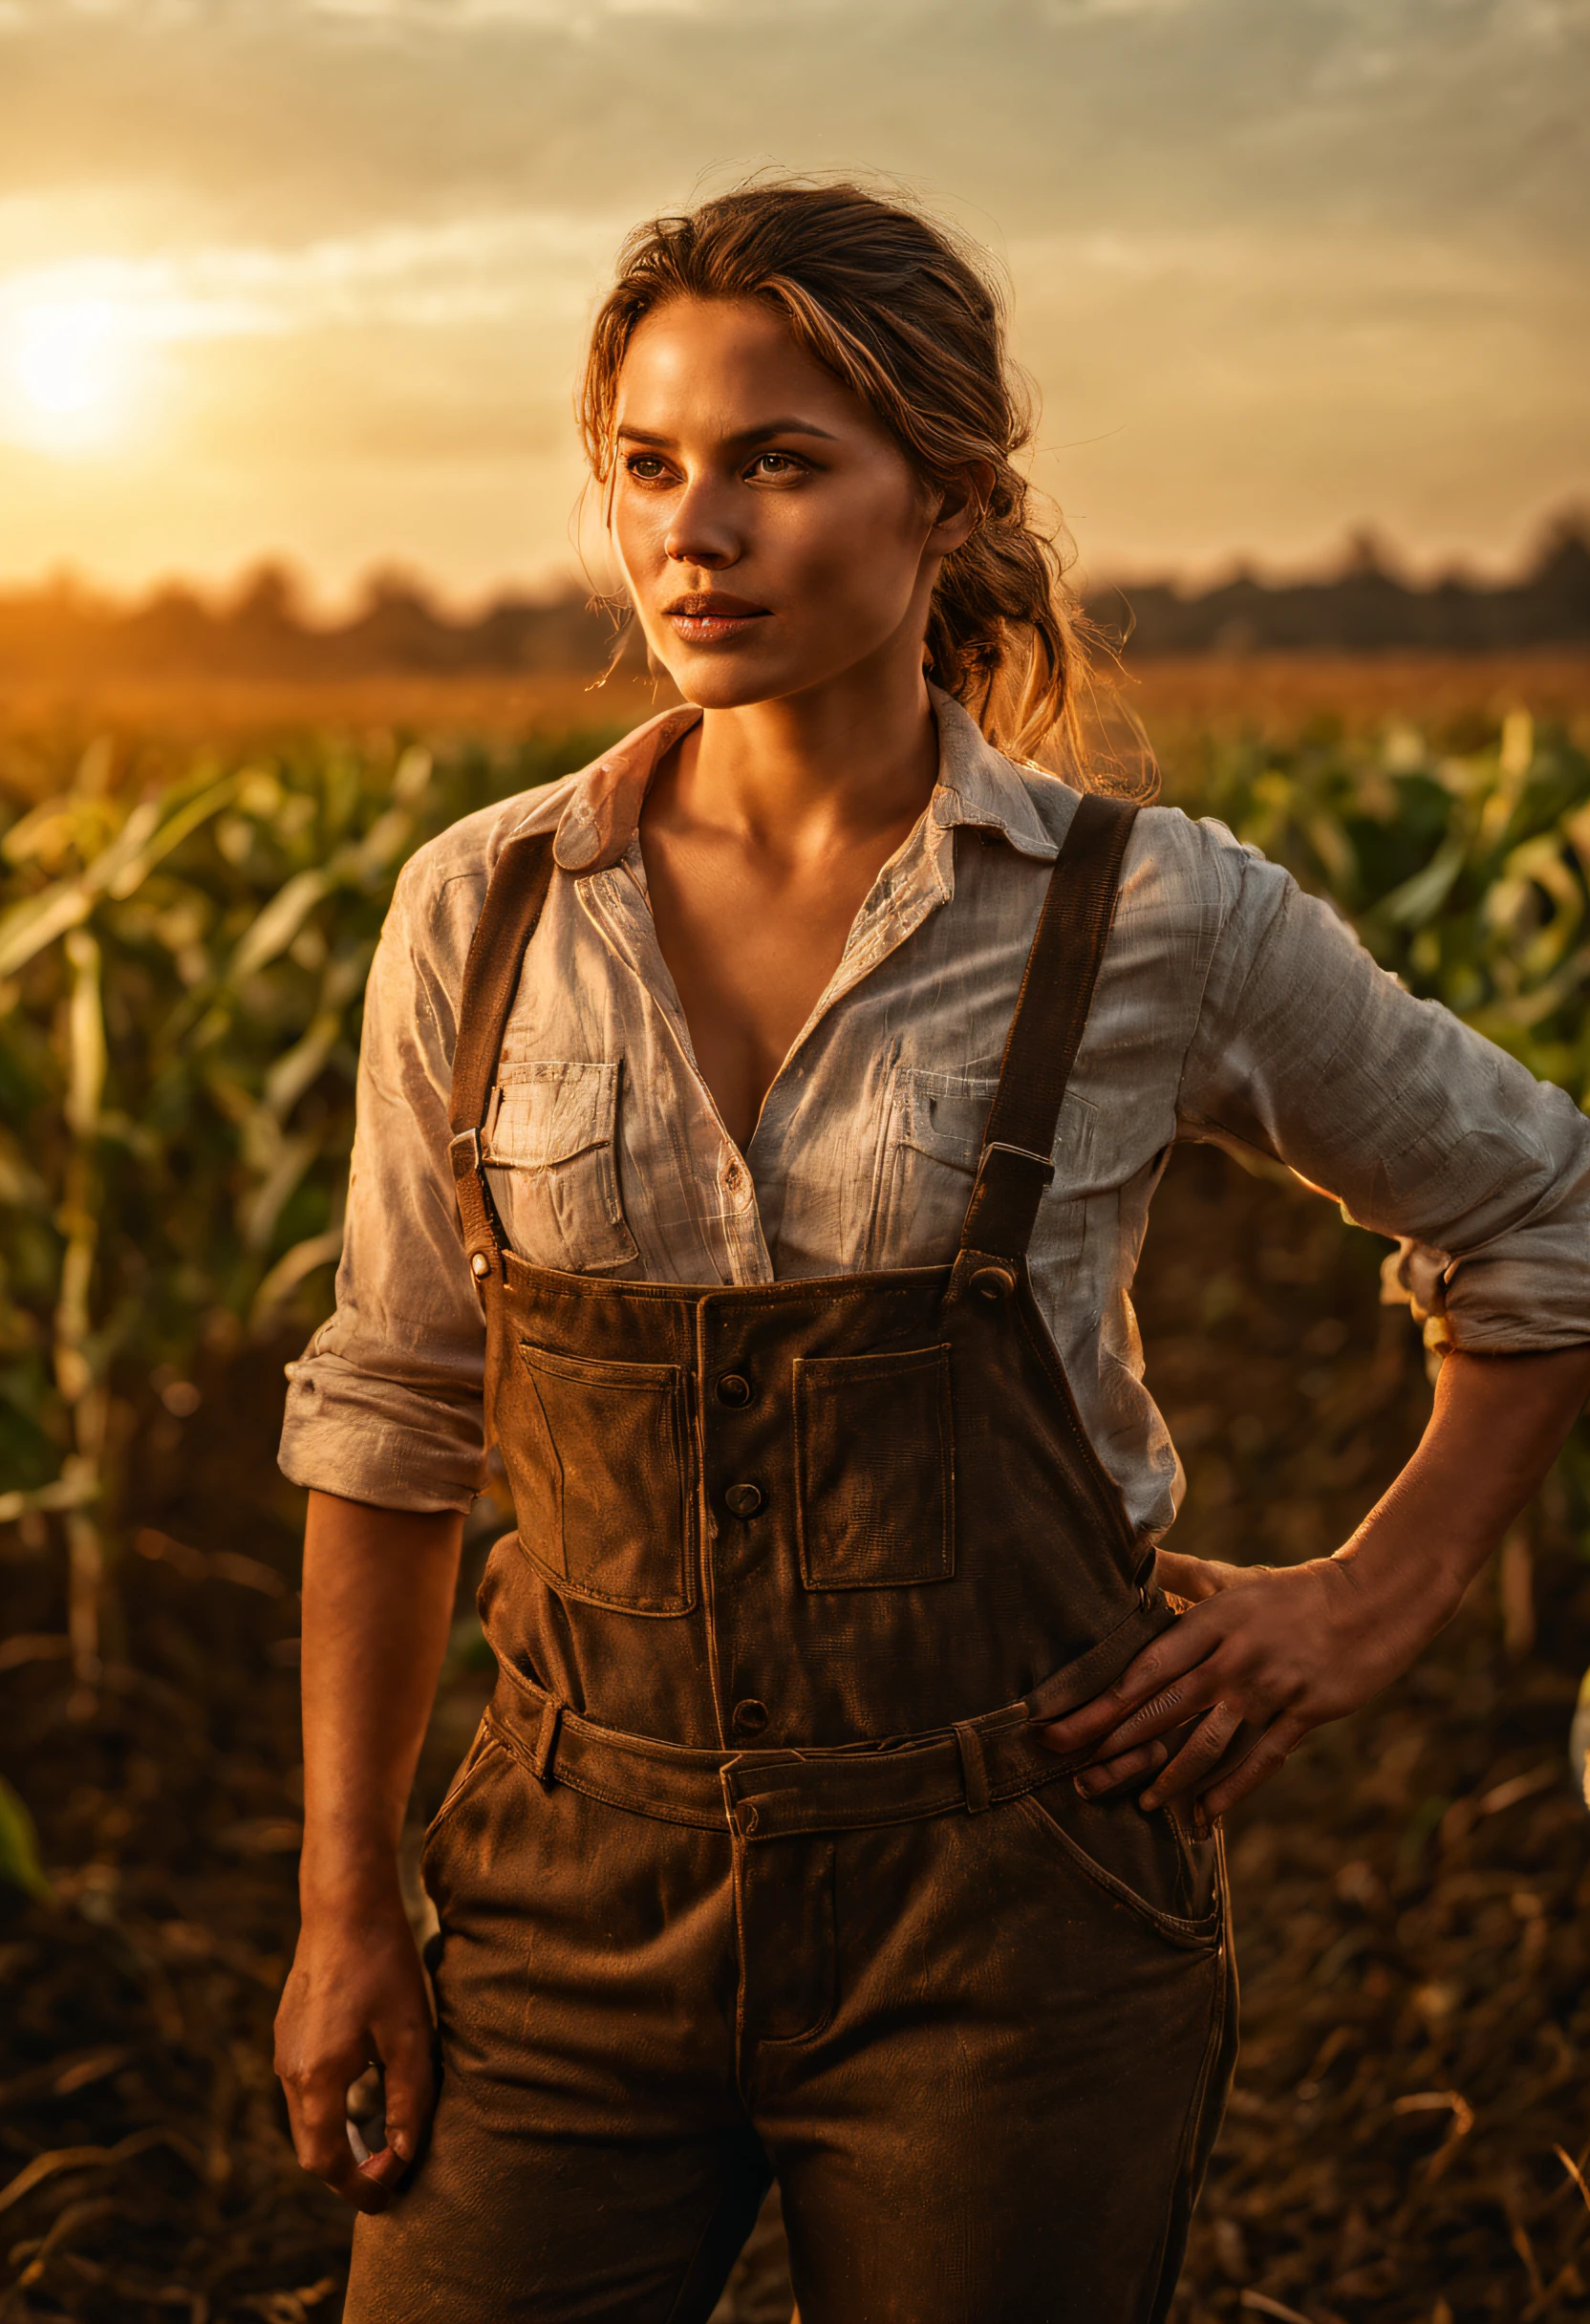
[446,830,557,1283]
[956,790,1139,1286]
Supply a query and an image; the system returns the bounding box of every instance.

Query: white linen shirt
[278,690,1590,1536]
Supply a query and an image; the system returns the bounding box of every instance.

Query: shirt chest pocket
[871,1065,1095,1270]
[485,1060,639,1275]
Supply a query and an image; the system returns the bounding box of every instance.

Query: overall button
[716,1372,753,1408]
[724,1482,763,1518]
[731,1698,769,1737]
[969,1263,1016,1302]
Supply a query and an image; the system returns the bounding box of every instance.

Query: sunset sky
[1,0,1585,605]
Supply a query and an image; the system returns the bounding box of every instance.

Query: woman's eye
[624,455,670,483]
[747,452,805,481]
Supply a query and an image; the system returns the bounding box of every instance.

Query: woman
[273,183,1590,2323]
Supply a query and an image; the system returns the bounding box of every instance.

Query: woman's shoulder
[1007,763,1275,921]
[403,772,576,901]
[376,771,583,992]
[1128,798,1267,889]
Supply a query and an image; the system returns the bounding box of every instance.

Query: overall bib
[346,793,1236,2324]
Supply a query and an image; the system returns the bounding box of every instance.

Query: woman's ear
[929,462,996,553]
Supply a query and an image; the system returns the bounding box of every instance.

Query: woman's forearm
[1339,1344,1590,1618]
[1041,1342,1590,1819]
[298,1488,464,1911]
[276,1490,462,2208]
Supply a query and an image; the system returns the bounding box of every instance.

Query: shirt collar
[539,684,1064,875]
[925,688,1064,862]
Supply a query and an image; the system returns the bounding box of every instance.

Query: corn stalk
[0,721,615,1683]
[3,705,1590,1702]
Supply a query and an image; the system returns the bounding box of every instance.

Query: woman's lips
[664,595,770,645]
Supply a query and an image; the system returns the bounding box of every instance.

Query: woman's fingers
[1072,1736,1170,1799]
[274,1940,435,2214]
[277,2032,386,2209]
[373,2015,436,2171]
[1036,1613,1225,1758]
[1151,1549,1246,1603]
[1045,1653,1235,1772]
[1138,1703,1246,1812]
[1198,1716,1306,1820]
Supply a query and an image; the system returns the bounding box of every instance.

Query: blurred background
[3,6,1590,2322]
[2,0,1587,606]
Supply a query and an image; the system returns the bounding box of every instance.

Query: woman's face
[610,295,965,710]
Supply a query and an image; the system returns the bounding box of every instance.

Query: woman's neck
[676,651,940,860]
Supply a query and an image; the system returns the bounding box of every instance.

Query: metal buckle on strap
[978,1139,1057,1186]
[448,1127,485,1180]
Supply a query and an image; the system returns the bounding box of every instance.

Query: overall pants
[346,794,1236,2324]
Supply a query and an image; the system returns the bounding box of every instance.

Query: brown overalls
[345,793,1236,2324]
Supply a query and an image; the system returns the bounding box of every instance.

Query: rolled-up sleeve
[1177,820,1590,1352]
[277,840,492,1513]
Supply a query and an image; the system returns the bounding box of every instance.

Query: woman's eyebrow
[733,419,840,445]
[615,418,840,447]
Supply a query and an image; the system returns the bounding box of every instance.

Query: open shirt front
[278,689,1590,1537]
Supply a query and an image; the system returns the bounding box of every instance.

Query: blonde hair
[580,179,1111,773]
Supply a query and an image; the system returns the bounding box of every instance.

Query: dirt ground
[4,1147,1589,2321]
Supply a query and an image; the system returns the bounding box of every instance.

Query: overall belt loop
[954,1720,994,1815]
[531,1695,564,1786]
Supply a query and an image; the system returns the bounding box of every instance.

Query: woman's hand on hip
[273,1885,435,2214]
[1032,1545,1448,1823]
[1034,1345,1590,1821]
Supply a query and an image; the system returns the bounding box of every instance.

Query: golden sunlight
[2,294,142,454]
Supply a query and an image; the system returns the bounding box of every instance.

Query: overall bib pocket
[485,1059,639,1273]
[511,1344,695,1615]
[794,1342,955,1589]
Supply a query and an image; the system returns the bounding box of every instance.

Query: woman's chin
[660,645,884,715]
[660,653,799,712]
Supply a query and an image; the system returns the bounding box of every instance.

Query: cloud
[0,0,1585,583]
[6,0,1586,247]
[0,209,617,346]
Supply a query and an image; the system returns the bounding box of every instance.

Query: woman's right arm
[273,1490,462,2212]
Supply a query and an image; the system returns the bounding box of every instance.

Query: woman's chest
[478,868,1192,1288]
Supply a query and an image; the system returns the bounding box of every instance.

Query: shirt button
[723,1161,743,1192]
[724,1482,763,1518]
[716,1372,752,1408]
[731,1698,769,1737]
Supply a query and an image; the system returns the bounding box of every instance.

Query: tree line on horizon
[1,513,1586,682]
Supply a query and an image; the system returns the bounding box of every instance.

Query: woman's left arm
[1037,818,1590,1818]
[1039,1344,1590,1817]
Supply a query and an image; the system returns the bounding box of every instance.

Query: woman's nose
[664,480,739,570]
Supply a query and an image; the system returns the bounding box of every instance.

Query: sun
[3,296,141,454]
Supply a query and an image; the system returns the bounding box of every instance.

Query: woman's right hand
[274,1884,436,2214]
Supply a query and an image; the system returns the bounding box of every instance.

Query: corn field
[4,695,1590,2320]
[7,708,1589,1632]
[4,705,1590,1806]
[0,724,619,1836]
